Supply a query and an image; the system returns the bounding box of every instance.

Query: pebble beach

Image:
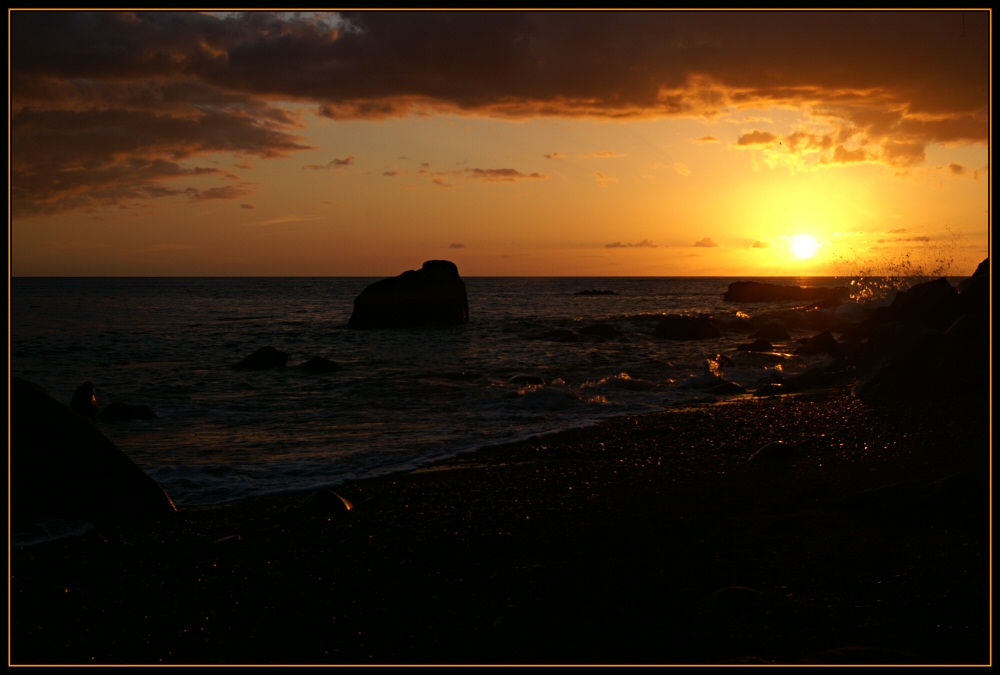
[9,384,990,666]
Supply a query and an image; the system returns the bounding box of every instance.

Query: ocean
[10,275,870,533]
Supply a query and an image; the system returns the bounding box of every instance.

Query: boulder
[348,260,469,329]
[235,346,289,370]
[11,377,177,526]
[723,281,850,303]
[653,314,721,340]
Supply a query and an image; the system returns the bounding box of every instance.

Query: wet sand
[9,386,990,665]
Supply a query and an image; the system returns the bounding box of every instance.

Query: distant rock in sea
[349,260,469,329]
[723,281,850,304]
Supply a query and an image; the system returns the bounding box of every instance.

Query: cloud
[948,162,965,175]
[693,237,718,247]
[581,150,625,158]
[241,203,254,209]
[543,151,566,159]
[465,168,546,182]
[750,240,771,248]
[673,162,691,176]
[449,242,466,249]
[11,10,988,216]
[737,130,779,147]
[695,135,719,143]
[302,156,355,170]
[606,239,657,249]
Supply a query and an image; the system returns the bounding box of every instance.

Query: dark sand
[9,386,991,666]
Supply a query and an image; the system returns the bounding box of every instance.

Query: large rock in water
[723,281,850,304]
[349,260,469,329]
[10,377,177,526]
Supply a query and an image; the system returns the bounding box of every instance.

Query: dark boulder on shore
[11,377,177,526]
[848,259,990,408]
[723,281,850,304]
[349,260,469,329]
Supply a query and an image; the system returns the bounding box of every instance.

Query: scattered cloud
[695,135,719,143]
[581,150,625,158]
[595,172,618,187]
[673,162,691,176]
[948,163,965,175]
[449,242,466,249]
[750,240,771,248]
[606,239,657,249]
[241,203,254,209]
[465,168,546,182]
[543,151,566,159]
[302,156,355,170]
[693,237,718,247]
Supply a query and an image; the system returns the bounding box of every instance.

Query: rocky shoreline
[10,384,990,665]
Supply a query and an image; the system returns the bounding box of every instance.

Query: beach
[9,384,990,666]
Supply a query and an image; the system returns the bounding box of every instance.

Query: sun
[788,234,821,259]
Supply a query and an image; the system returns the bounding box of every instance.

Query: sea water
[10,276,867,516]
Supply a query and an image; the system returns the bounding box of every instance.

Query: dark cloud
[606,239,657,249]
[693,237,718,248]
[751,240,771,248]
[449,242,467,249]
[11,10,989,216]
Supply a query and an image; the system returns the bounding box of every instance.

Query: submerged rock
[653,314,721,340]
[235,346,289,370]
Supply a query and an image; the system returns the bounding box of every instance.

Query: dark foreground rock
[10,377,177,526]
[349,260,469,329]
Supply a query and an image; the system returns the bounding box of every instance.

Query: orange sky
[9,10,991,277]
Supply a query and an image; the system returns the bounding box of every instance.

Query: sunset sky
[9,10,991,277]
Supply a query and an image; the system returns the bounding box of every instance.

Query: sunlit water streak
[11,276,864,516]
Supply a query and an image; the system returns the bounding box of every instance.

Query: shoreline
[10,385,990,665]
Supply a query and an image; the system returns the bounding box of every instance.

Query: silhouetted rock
[653,314,721,340]
[70,380,99,417]
[235,346,289,370]
[348,260,469,329]
[884,277,962,332]
[723,281,849,303]
[11,377,176,526]
[99,401,158,422]
[300,356,342,374]
[957,257,989,317]
[795,329,845,356]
